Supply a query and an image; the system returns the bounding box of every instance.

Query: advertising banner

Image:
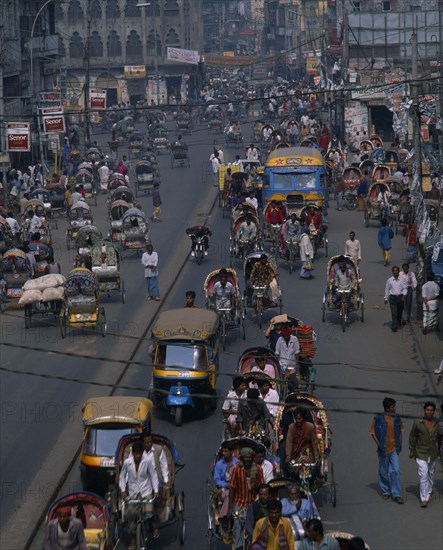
[167,47,199,65]
[6,122,31,152]
[124,65,146,78]
[43,115,65,133]
[306,57,319,76]
[90,88,106,109]
[38,91,62,110]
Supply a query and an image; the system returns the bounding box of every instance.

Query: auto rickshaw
[151,308,220,427]
[21,199,52,243]
[80,396,153,492]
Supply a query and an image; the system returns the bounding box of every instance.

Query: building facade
[53,0,203,107]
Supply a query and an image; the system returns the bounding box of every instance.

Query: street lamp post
[137,2,161,105]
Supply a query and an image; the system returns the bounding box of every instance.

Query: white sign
[90,88,106,110]
[6,122,31,152]
[167,47,199,65]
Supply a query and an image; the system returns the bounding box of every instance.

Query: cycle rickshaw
[151,127,170,153]
[21,199,52,243]
[66,201,93,249]
[47,182,66,227]
[0,248,33,309]
[108,200,130,245]
[46,492,112,550]
[85,146,102,163]
[176,113,193,134]
[128,132,144,159]
[299,204,328,257]
[74,225,103,265]
[135,160,155,196]
[151,308,220,426]
[75,167,97,206]
[229,212,262,265]
[342,167,362,210]
[364,182,396,230]
[120,207,151,258]
[0,218,14,253]
[276,391,336,506]
[204,267,245,350]
[170,143,190,168]
[60,268,107,338]
[109,185,134,207]
[244,252,283,328]
[91,240,125,303]
[108,173,127,192]
[30,187,53,225]
[109,433,185,548]
[322,254,364,331]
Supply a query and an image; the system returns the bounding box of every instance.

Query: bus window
[263,174,270,188]
[294,173,316,189]
[272,173,294,189]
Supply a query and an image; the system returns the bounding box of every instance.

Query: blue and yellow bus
[262,147,327,211]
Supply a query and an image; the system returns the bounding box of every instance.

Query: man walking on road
[141,244,160,301]
[409,402,439,507]
[399,263,417,323]
[384,266,406,332]
[151,182,162,222]
[344,231,361,264]
[378,219,394,266]
[370,397,404,503]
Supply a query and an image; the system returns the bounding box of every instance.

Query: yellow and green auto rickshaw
[151,308,220,427]
[80,396,153,493]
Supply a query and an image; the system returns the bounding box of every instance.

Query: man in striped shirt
[229,447,264,550]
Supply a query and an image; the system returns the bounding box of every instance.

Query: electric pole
[83,5,91,148]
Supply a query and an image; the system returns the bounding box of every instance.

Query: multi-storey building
[53,0,203,107]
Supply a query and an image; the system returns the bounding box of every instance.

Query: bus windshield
[271,171,317,189]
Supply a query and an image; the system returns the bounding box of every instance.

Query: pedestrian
[210,151,220,184]
[399,263,417,323]
[141,243,160,301]
[335,176,345,211]
[344,231,361,264]
[422,272,440,334]
[151,182,162,222]
[384,266,406,332]
[299,227,314,279]
[299,518,340,550]
[44,506,88,550]
[409,401,439,507]
[378,218,394,266]
[369,397,404,503]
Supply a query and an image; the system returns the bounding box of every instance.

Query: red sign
[6,122,31,152]
[43,115,65,133]
[89,88,106,110]
[239,29,261,36]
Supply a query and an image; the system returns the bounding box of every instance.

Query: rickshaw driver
[285,409,320,466]
[265,201,284,225]
[222,376,247,437]
[283,213,301,256]
[333,261,356,305]
[211,268,236,315]
[44,506,88,550]
[237,215,257,245]
[119,440,160,541]
[249,254,280,304]
[236,388,272,436]
[213,441,239,541]
[377,186,392,220]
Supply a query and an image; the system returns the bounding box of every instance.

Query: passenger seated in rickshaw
[254,448,274,484]
[118,440,160,541]
[283,213,301,255]
[232,191,247,208]
[265,201,284,225]
[281,483,316,524]
[210,268,236,313]
[237,388,272,437]
[142,433,170,492]
[247,144,259,161]
[44,506,88,550]
[186,224,212,256]
[377,187,391,219]
[333,261,356,305]
[257,378,279,421]
[213,441,239,538]
[245,191,258,210]
[250,356,276,379]
[245,483,270,540]
[285,408,319,466]
[237,215,257,245]
[222,376,247,436]
[262,126,272,141]
[250,254,280,304]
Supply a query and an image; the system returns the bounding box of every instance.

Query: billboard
[90,88,106,109]
[167,47,199,65]
[43,115,65,133]
[6,122,31,152]
[38,91,62,110]
[124,65,146,78]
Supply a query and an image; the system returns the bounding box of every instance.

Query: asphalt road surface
[1,118,442,550]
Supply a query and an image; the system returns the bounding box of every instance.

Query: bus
[262,146,327,211]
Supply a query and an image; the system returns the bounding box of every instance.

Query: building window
[70,32,84,58]
[382,1,391,11]
[125,0,139,18]
[67,0,83,24]
[90,31,103,57]
[126,30,143,62]
[57,34,66,56]
[54,3,64,19]
[410,5,420,10]
[164,0,179,13]
[352,1,361,11]
[89,0,102,18]
[165,28,180,46]
[147,32,162,56]
[106,0,120,19]
[107,31,122,57]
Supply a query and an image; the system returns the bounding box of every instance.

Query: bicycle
[121,495,155,550]
[337,289,352,332]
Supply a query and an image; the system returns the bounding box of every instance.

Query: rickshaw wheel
[94,195,97,207]
[289,260,293,275]
[322,299,326,323]
[279,298,283,314]
[121,280,126,304]
[175,407,183,427]
[60,315,67,338]
[221,318,227,351]
[136,521,145,550]
[360,298,365,322]
[325,237,329,255]
[178,510,186,545]
[0,299,6,313]
[330,462,337,507]
[99,307,107,337]
[364,211,369,228]
[207,528,216,550]
[66,236,71,250]
[24,305,31,329]
[241,318,246,340]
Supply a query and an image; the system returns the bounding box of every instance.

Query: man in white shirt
[399,262,417,324]
[141,244,159,300]
[29,211,42,238]
[98,163,110,192]
[222,376,247,436]
[238,217,257,244]
[142,434,170,488]
[5,212,20,236]
[422,272,440,334]
[258,378,279,419]
[275,327,300,374]
[119,440,160,541]
[384,266,407,332]
[377,188,391,219]
[246,144,259,161]
[211,269,235,309]
[344,231,362,264]
[245,192,258,210]
[255,450,274,484]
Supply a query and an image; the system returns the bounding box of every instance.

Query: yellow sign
[223,51,235,57]
[124,65,147,78]
[267,155,323,167]
[306,57,319,76]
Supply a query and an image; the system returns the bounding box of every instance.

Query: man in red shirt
[229,447,264,550]
[265,201,284,225]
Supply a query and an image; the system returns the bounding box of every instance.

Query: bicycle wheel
[341,301,346,332]
[221,317,227,351]
[136,520,145,550]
